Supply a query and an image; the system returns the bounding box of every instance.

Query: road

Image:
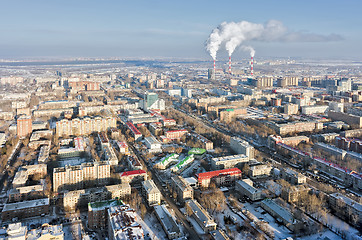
[130,144,201,240]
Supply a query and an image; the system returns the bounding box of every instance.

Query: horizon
[1,1,361,60]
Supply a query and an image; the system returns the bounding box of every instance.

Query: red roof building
[119,170,147,183]
[197,168,242,188]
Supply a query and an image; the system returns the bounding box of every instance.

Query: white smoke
[206,19,343,59]
[241,45,255,57]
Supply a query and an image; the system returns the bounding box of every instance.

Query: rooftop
[261,199,295,224]
[154,205,180,236]
[186,200,217,228]
[236,179,261,194]
[198,168,242,180]
[142,180,160,194]
[3,198,49,212]
[88,199,124,211]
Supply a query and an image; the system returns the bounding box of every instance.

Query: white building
[230,137,254,159]
[144,136,162,153]
[301,105,329,115]
[211,154,249,170]
[236,179,263,201]
[154,205,183,239]
[142,180,161,206]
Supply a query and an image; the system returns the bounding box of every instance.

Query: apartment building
[63,183,131,211]
[197,168,242,188]
[185,200,217,233]
[230,137,254,159]
[2,198,49,222]
[56,116,116,137]
[170,176,194,205]
[142,180,161,206]
[53,162,110,192]
[107,205,144,240]
[211,154,249,170]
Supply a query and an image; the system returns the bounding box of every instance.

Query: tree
[242,164,250,176]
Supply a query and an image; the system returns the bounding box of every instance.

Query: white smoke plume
[241,45,255,57]
[206,19,343,59]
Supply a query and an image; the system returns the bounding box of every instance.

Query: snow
[141,212,167,240]
[187,217,205,235]
[243,202,293,240]
[309,211,360,240]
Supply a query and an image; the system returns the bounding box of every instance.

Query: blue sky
[0,0,361,59]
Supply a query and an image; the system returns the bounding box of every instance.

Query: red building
[17,115,32,138]
[165,129,188,140]
[126,122,142,141]
[119,170,147,184]
[197,168,242,188]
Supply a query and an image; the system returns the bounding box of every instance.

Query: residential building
[170,176,194,205]
[119,170,147,184]
[142,180,161,206]
[185,199,217,233]
[13,164,47,188]
[211,154,249,170]
[26,223,64,240]
[155,153,179,170]
[56,116,116,137]
[6,222,27,239]
[170,154,194,173]
[281,185,310,203]
[63,183,131,211]
[249,164,273,178]
[53,162,110,192]
[165,129,188,140]
[284,103,299,115]
[0,132,6,146]
[329,193,361,228]
[328,110,362,128]
[8,184,44,203]
[301,105,329,115]
[144,136,162,153]
[2,198,49,221]
[210,230,230,240]
[126,121,142,141]
[197,168,242,188]
[281,168,306,185]
[116,141,129,155]
[236,179,263,201]
[17,115,32,138]
[260,199,302,232]
[88,199,124,229]
[107,205,144,240]
[230,137,254,159]
[154,205,183,239]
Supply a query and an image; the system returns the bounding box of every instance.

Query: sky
[0,0,361,60]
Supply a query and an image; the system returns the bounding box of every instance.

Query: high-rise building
[17,115,32,138]
[56,116,116,137]
[53,162,110,192]
[277,77,299,87]
[142,92,165,111]
[249,77,273,88]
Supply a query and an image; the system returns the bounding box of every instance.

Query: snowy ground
[310,211,360,240]
[243,202,294,240]
[242,202,345,240]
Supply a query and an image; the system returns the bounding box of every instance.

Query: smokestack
[250,56,254,76]
[213,60,216,72]
[228,56,231,74]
